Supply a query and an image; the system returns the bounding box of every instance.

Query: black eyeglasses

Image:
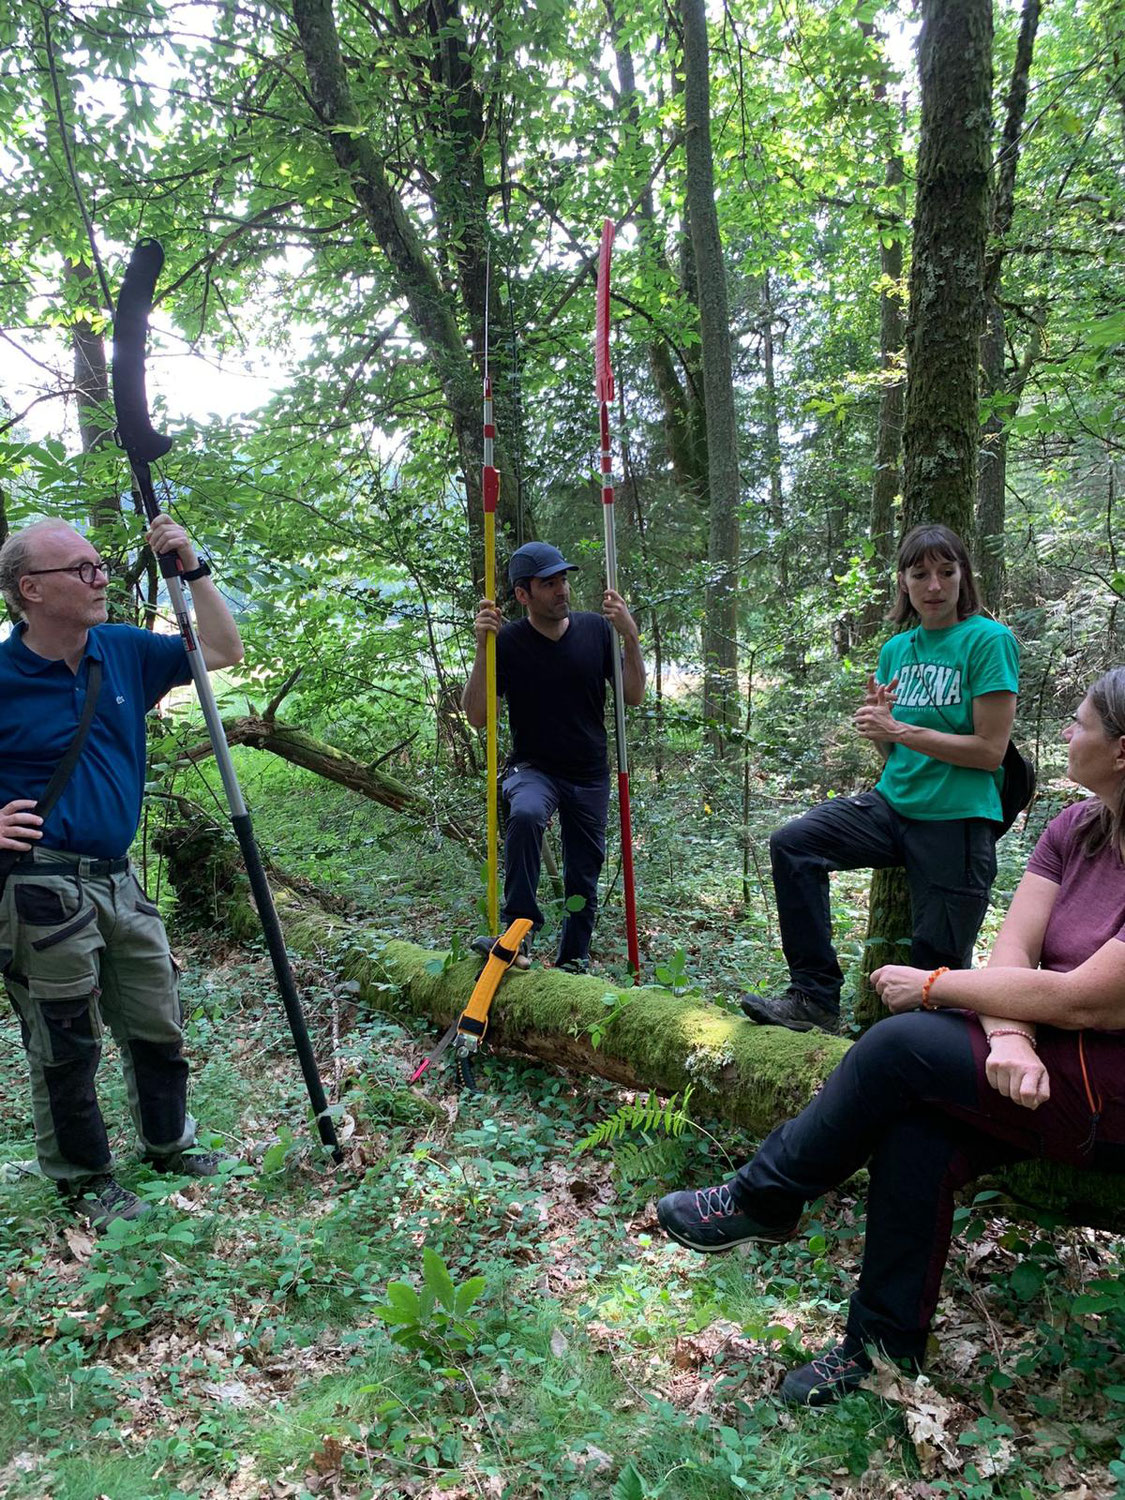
[24,560,111,585]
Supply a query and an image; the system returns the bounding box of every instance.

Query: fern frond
[577,1089,694,1155]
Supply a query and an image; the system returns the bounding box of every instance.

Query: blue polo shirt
[0,623,191,858]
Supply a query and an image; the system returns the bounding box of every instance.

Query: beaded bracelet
[987,1027,1038,1050]
[920,965,950,1010]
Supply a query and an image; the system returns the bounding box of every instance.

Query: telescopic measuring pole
[481,256,500,937]
[113,239,343,1163]
[595,220,640,979]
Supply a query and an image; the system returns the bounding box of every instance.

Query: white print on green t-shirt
[896,663,963,709]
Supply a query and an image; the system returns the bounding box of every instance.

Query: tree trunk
[901,0,993,538]
[680,0,741,754]
[977,0,1042,611]
[858,0,994,1026]
[162,816,1125,1230]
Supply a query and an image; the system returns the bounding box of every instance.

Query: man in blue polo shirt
[0,514,243,1229]
[462,542,645,972]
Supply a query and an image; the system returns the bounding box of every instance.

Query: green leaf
[453,1275,486,1318]
[612,1463,648,1500]
[422,1246,457,1311]
[1009,1262,1046,1301]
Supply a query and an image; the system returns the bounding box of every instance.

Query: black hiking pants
[732,1011,1125,1363]
[769,790,997,1017]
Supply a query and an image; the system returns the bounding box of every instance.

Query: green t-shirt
[875,613,1019,822]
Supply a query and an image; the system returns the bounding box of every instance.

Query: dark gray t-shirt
[495,612,614,782]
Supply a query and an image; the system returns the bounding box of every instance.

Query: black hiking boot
[471,933,531,969]
[657,1181,800,1254]
[555,957,589,975]
[144,1148,236,1178]
[739,986,840,1035]
[779,1336,874,1406]
[60,1173,148,1232]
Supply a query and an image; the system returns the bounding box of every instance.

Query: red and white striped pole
[595,219,640,979]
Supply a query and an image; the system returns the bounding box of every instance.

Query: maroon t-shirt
[1026,801,1125,973]
[959,799,1125,1162]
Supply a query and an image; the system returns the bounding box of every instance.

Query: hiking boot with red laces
[657,1181,799,1254]
[739,986,840,1035]
[779,1336,873,1405]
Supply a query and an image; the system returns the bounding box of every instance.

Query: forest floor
[1,755,1123,1500]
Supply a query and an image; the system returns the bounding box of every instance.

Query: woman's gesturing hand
[855,674,899,742]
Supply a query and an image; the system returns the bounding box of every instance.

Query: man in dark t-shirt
[462,542,645,971]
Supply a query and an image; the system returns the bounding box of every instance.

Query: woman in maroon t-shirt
[656,667,1125,1407]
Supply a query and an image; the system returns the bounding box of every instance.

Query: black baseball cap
[508,542,579,588]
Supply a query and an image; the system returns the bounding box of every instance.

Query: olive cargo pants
[0,850,196,1187]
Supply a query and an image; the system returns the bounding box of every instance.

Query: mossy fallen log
[337,940,1124,1231]
[164,815,1125,1230]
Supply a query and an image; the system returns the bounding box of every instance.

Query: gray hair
[0,521,75,618]
[1077,666,1125,858]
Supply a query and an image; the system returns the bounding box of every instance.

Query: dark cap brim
[512,561,579,583]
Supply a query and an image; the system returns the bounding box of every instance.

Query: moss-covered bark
[164,817,1125,1229]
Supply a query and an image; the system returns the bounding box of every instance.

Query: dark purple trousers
[733,1010,1125,1362]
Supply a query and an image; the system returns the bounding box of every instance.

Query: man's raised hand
[473,598,502,647]
[602,588,639,642]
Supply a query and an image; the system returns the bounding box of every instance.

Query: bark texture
[901,0,993,536]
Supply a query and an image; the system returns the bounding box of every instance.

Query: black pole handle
[113,239,174,466]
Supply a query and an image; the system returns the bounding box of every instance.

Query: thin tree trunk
[977,0,1041,610]
[607,0,706,501]
[860,149,906,644]
[759,274,787,591]
[290,0,520,545]
[680,0,741,754]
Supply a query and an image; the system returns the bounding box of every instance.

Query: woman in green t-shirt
[741,524,1020,1035]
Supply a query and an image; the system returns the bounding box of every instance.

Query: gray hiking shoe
[657,1181,799,1253]
[60,1173,148,1231]
[144,1148,235,1178]
[739,986,840,1035]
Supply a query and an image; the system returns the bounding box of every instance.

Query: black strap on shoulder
[0,657,102,883]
